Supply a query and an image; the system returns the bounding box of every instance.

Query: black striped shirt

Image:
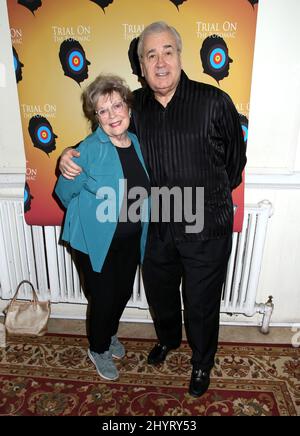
[131,70,246,240]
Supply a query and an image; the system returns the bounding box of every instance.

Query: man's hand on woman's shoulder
[59,148,82,180]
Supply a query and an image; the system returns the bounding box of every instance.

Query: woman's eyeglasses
[95,101,125,120]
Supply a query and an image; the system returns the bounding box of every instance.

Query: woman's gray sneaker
[110,335,126,359]
[88,349,119,381]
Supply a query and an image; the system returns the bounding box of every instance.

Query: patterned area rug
[0,334,299,416]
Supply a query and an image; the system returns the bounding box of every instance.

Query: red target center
[72,57,80,66]
[41,131,48,139]
[214,54,222,64]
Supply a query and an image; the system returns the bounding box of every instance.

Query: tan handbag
[3,280,50,336]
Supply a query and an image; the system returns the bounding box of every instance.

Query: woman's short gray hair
[81,74,133,131]
[137,21,182,60]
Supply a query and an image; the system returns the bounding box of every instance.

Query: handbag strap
[11,280,39,304]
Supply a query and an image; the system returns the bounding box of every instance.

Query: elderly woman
[55,74,150,381]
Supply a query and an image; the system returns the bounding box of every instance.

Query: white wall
[0,0,299,325]
[247,0,300,174]
[241,0,300,324]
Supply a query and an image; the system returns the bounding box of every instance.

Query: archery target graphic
[28,116,57,155]
[239,114,249,147]
[242,124,248,142]
[12,47,24,83]
[200,35,232,83]
[13,53,18,70]
[209,47,226,70]
[59,40,90,84]
[68,50,84,73]
[24,182,33,213]
[37,125,51,144]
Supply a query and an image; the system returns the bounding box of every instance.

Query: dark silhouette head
[247,0,258,8]
[239,114,249,149]
[169,0,187,11]
[24,182,33,213]
[128,37,141,77]
[128,37,146,87]
[200,35,233,84]
[13,47,24,83]
[90,0,114,13]
[28,116,57,156]
[17,0,42,15]
[59,39,90,85]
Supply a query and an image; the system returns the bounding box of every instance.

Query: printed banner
[7,0,258,230]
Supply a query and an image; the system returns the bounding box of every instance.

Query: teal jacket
[55,127,150,272]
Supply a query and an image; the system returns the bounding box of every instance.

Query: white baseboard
[1,300,298,327]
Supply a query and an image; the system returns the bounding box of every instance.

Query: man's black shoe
[147,344,173,365]
[188,368,210,397]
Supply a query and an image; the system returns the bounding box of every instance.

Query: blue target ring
[13,55,18,71]
[37,125,52,144]
[24,188,28,203]
[242,125,248,143]
[68,50,84,72]
[210,48,226,69]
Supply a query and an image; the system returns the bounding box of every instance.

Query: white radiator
[0,200,273,330]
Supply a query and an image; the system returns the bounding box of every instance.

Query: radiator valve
[260,295,274,334]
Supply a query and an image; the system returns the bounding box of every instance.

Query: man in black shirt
[59,21,246,398]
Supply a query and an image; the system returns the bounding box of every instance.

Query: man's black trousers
[142,225,232,371]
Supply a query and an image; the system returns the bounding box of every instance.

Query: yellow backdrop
[7,0,258,227]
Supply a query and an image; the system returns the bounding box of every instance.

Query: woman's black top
[114,144,150,238]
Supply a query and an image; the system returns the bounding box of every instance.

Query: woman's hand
[59,148,82,180]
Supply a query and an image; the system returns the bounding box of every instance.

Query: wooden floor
[47,318,294,344]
